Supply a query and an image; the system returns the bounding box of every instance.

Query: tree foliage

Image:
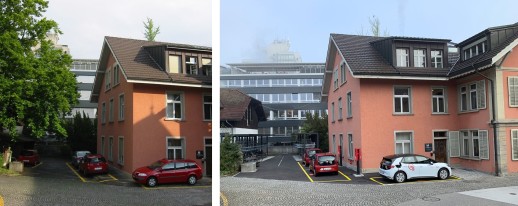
[220,135,242,175]
[301,113,329,152]
[0,0,78,140]
[358,15,389,37]
[62,112,96,153]
[143,17,160,41]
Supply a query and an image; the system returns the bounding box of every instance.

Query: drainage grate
[421,197,441,202]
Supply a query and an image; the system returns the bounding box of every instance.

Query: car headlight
[137,173,147,177]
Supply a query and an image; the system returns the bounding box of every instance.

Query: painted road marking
[278,155,284,167]
[297,162,314,182]
[220,192,229,206]
[313,171,351,183]
[66,163,87,183]
[370,175,461,185]
[32,162,43,169]
[0,194,4,206]
[142,185,211,190]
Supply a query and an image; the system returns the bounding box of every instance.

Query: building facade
[221,63,327,142]
[220,88,267,135]
[323,23,518,175]
[91,36,212,176]
[67,59,98,118]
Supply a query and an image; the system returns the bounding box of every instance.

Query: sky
[221,0,518,64]
[44,0,212,59]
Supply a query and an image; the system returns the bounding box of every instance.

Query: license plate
[321,168,331,171]
[95,167,102,170]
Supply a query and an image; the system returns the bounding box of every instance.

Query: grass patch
[0,154,20,176]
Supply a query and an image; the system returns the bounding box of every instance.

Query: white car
[379,154,451,183]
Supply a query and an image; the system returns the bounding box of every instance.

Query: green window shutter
[477,80,486,109]
[449,131,460,157]
[479,130,489,160]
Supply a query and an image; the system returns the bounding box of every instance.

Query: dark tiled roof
[331,34,397,75]
[105,37,211,85]
[220,89,266,121]
[449,32,518,77]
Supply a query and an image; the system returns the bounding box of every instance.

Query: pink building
[91,37,212,175]
[323,22,518,175]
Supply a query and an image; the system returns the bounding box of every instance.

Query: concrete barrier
[9,161,23,172]
[240,162,257,172]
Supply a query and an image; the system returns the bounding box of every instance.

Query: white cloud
[45,0,211,59]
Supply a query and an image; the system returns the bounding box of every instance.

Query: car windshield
[318,156,335,165]
[21,150,34,156]
[90,157,106,163]
[148,161,166,169]
[77,151,90,157]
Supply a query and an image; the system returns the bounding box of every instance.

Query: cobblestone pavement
[0,157,211,206]
[221,169,518,206]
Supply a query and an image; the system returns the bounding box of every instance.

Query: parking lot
[235,155,460,185]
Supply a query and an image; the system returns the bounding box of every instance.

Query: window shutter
[509,77,518,107]
[512,130,518,160]
[477,80,486,109]
[449,131,460,157]
[479,130,489,160]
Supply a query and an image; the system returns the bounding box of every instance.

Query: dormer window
[396,48,409,67]
[202,58,212,76]
[413,49,426,67]
[186,57,198,75]
[431,50,443,68]
[463,38,487,60]
[168,55,181,74]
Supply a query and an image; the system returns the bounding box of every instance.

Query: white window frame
[118,94,125,121]
[105,68,111,91]
[108,136,113,161]
[113,64,120,86]
[512,129,518,160]
[109,98,114,122]
[340,61,346,84]
[331,102,335,122]
[394,131,414,154]
[508,77,518,107]
[347,91,352,118]
[460,86,468,111]
[393,86,412,114]
[432,87,447,113]
[118,136,124,165]
[203,94,212,121]
[471,131,479,158]
[166,137,185,160]
[348,133,353,160]
[101,102,106,124]
[431,50,443,68]
[470,84,478,110]
[166,91,184,120]
[338,98,343,120]
[396,48,409,67]
[333,69,339,90]
[461,131,470,157]
[413,49,426,67]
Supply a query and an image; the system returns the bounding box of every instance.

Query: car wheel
[438,168,449,180]
[147,177,158,187]
[394,171,406,183]
[188,175,197,185]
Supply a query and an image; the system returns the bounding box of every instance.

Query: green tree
[63,112,96,153]
[0,0,78,140]
[143,17,160,41]
[301,113,329,152]
[358,15,389,37]
[220,135,242,175]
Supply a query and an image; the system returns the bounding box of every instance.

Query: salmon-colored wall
[504,127,518,173]
[97,50,211,174]
[132,84,211,173]
[501,46,518,173]
[502,47,518,68]
[326,46,497,173]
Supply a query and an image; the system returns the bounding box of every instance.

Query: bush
[220,135,242,176]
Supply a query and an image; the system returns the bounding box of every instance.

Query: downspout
[473,51,510,176]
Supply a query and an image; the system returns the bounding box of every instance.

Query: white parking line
[278,155,284,167]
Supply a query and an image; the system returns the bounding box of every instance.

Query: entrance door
[339,135,344,166]
[205,138,212,177]
[434,139,447,163]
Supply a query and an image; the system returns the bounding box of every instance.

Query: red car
[18,150,40,166]
[310,153,339,176]
[78,154,108,176]
[302,148,322,166]
[132,159,202,187]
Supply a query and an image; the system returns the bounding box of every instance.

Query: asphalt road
[1,156,211,206]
